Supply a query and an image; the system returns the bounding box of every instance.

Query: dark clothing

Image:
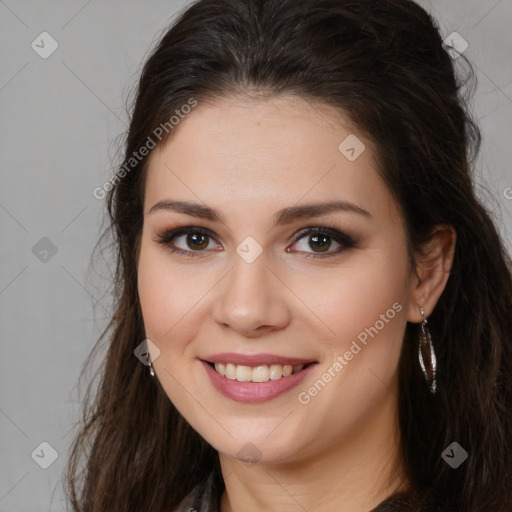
[174,471,420,511]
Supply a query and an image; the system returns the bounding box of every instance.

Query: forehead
[143,94,396,224]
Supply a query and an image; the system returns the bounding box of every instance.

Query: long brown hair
[64,1,512,510]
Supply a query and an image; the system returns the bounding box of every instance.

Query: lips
[200,353,318,403]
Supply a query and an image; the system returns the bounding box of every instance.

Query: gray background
[0,1,511,511]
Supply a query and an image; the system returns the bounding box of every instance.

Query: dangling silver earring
[148,360,155,377]
[418,306,437,394]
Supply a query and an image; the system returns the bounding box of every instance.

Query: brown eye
[155,227,221,258]
[307,234,332,253]
[185,232,209,250]
[288,226,356,259]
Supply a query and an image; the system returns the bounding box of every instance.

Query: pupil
[309,234,330,252]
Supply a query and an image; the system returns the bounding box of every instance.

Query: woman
[65,0,512,510]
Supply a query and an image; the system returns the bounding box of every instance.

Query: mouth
[200,353,319,402]
[203,360,316,383]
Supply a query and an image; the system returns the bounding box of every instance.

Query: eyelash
[154,223,357,260]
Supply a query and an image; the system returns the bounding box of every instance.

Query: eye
[287,226,356,259]
[154,227,221,258]
[154,224,357,259]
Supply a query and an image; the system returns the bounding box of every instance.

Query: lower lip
[201,360,317,403]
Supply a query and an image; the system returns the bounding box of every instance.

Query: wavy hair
[64,1,512,510]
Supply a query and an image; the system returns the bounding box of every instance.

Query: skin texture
[137,94,456,512]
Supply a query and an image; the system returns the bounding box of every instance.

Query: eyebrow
[148,199,371,227]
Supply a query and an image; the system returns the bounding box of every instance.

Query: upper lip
[202,353,317,366]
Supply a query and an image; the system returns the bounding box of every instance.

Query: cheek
[292,250,409,436]
[340,257,407,339]
[297,238,410,392]
[137,241,196,342]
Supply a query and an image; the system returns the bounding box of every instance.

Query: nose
[212,250,292,337]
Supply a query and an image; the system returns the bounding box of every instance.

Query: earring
[148,359,155,377]
[418,307,437,394]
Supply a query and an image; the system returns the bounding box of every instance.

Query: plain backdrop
[0,1,511,510]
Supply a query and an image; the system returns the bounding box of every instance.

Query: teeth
[252,365,269,382]
[213,362,305,382]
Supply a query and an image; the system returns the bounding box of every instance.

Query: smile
[201,358,317,403]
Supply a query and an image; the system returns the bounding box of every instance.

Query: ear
[406,225,456,323]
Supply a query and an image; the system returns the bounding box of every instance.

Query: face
[137,94,414,465]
